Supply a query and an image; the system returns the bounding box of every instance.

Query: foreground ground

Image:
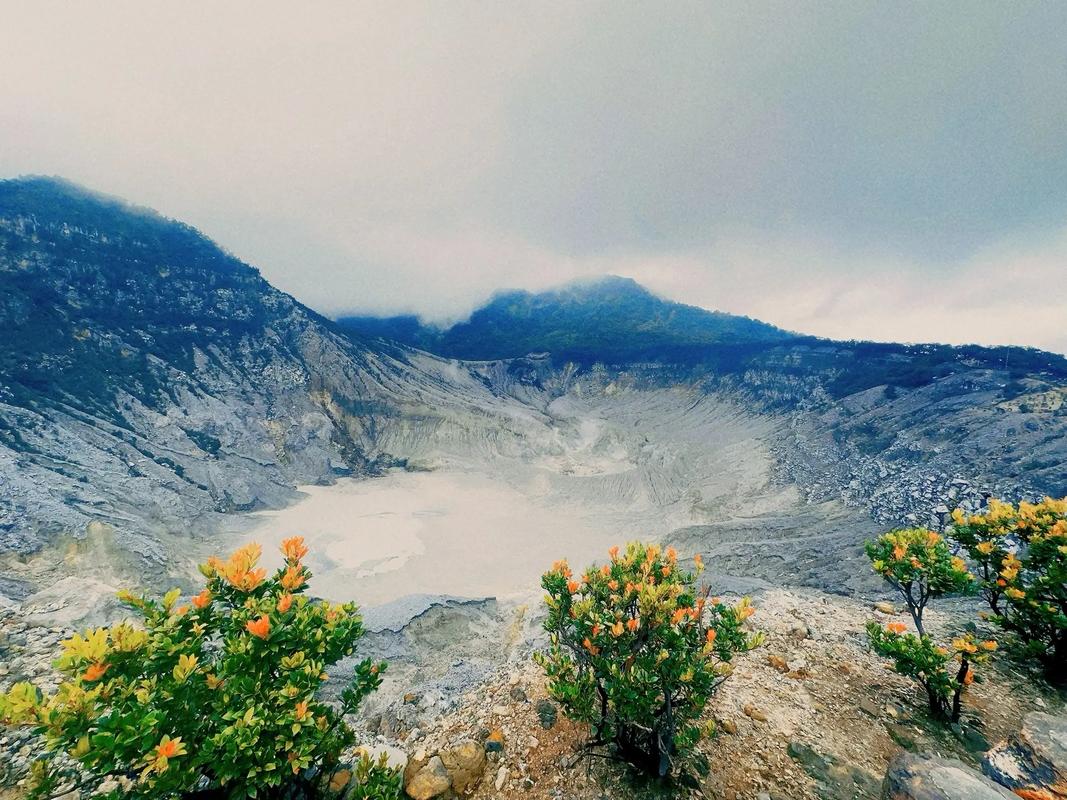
[2,586,1063,799]
[361,588,1063,800]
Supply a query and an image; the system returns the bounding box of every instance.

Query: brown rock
[720,718,738,735]
[874,601,897,614]
[403,751,430,789]
[767,654,790,673]
[328,769,351,793]
[440,739,487,795]
[405,755,451,800]
[743,704,768,723]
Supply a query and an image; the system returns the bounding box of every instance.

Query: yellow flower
[61,629,109,664]
[172,654,198,681]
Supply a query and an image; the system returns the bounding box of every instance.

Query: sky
[2,2,1066,353]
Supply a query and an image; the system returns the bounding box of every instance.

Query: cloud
[1,1,1065,353]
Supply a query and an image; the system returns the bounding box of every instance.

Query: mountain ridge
[1,176,1065,602]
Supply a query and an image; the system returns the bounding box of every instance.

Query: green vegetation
[865,528,990,723]
[866,624,994,723]
[535,543,763,777]
[950,497,1067,684]
[0,538,400,800]
[865,528,975,635]
[0,176,297,423]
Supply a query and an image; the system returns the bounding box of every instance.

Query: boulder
[440,739,487,794]
[982,711,1067,797]
[405,755,451,800]
[882,752,1016,799]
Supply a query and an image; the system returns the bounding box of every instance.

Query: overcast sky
[3,2,1066,353]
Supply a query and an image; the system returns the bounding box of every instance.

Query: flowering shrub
[865,528,974,635]
[0,538,400,799]
[866,624,995,723]
[535,543,763,777]
[950,497,1067,684]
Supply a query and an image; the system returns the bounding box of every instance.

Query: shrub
[535,543,763,777]
[865,528,974,635]
[866,624,995,723]
[0,538,400,799]
[950,497,1067,684]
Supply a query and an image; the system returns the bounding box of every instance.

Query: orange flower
[173,605,189,617]
[705,628,717,645]
[280,566,307,592]
[693,554,703,569]
[82,662,109,682]
[607,579,619,591]
[294,700,310,721]
[566,580,579,594]
[246,614,270,639]
[281,536,309,563]
[191,589,212,610]
[582,637,599,655]
[892,545,906,560]
[626,617,640,632]
[590,623,601,637]
[671,608,688,625]
[224,563,266,592]
[277,593,294,613]
[611,621,624,637]
[154,735,186,763]
[661,565,671,577]
[886,622,907,635]
[665,546,677,563]
[608,546,619,561]
[600,564,611,577]
[962,667,974,686]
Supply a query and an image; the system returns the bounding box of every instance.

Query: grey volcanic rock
[882,752,1016,799]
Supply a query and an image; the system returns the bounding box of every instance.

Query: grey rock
[882,752,1016,799]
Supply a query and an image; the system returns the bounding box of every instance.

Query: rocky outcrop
[983,711,1067,798]
[403,739,487,799]
[882,752,1017,799]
